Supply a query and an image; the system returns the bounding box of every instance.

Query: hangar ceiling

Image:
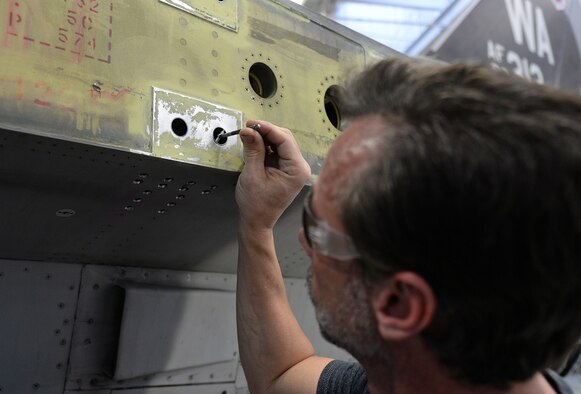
[294,0,474,54]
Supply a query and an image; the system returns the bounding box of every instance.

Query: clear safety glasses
[302,189,361,261]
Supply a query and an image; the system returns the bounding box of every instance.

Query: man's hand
[236,120,311,231]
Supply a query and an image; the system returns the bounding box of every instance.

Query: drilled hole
[171,118,188,137]
[213,127,227,145]
[249,62,277,98]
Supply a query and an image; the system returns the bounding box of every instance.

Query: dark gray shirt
[317,360,574,394]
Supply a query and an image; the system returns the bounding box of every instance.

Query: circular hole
[248,62,277,98]
[213,127,227,145]
[171,118,188,137]
[324,85,346,130]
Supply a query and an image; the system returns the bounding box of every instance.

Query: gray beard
[307,266,387,362]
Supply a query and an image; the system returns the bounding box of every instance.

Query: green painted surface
[0,0,382,174]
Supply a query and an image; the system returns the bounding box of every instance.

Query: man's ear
[371,271,436,341]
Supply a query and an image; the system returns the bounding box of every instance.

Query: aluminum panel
[160,0,239,32]
[0,260,82,394]
[153,88,243,168]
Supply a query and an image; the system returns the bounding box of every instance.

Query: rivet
[56,209,76,218]
[158,183,167,189]
[167,202,176,207]
[143,190,152,195]
[139,173,148,178]
[60,339,67,346]
[187,180,197,185]
[58,302,65,309]
[55,329,61,335]
[56,362,63,370]
[201,190,211,195]
[133,197,142,203]
[176,195,185,200]
[178,186,189,192]
[124,206,134,211]
[32,383,40,390]
[133,179,143,184]
[158,209,167,214]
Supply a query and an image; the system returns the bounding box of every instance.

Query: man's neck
[360,341,557,394]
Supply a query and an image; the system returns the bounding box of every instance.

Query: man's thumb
[240,129,265,166]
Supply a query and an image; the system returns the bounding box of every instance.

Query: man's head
[304,58,581,388]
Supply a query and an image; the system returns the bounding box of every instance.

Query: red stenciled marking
[23,36,34,41]
[33,81,52,108]
[85,54,94,59]
[55,46,65,51]
[16,79,23,101]
[59,104,76,113]
[110,87,129,100]
[40,41,50,46]
[108,28,111,38]
[33,99,51,107]
[71,50,80,55]
[98,55,110,64]
[8,32,17,36]
[107,41,111,51]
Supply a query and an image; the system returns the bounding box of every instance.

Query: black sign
[424,0,581,94]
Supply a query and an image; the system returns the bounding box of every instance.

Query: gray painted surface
[115,284,237,380]
[114,383,235,393]
[0,260,81,394]
[66,266,240,391]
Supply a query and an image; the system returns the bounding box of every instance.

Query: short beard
[307,266,387,362]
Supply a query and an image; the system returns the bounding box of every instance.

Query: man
[235,58,581,393]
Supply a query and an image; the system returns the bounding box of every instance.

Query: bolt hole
[324,85,346,130]
[171,118,188,137]
[213,127,227,145]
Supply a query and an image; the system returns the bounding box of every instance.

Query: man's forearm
[236,224,315,393]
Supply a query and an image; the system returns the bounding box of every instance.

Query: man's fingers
[246,120,303,163]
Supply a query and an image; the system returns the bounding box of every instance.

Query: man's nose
[298,229,313,258]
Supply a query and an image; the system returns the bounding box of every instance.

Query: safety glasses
[302,189,361,261]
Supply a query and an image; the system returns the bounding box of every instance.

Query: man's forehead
[317,115,386,196]
[326,116,384,172]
